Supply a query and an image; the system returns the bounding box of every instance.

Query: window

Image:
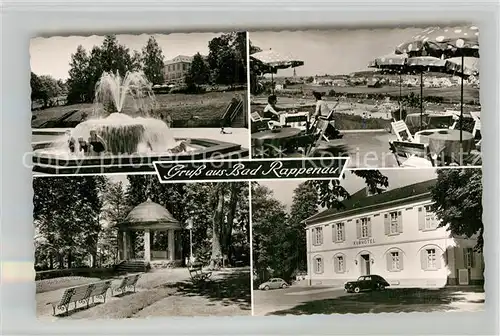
[314,256,323,274]
[426,248,437,269]
[391,252,400,271]
[424,206,437,230]
[312,227,323,246]
[334,223,345,242]
[390,212,399,234]
[361,218,369,238]
[335,255,345,273]
[465,248,474,268]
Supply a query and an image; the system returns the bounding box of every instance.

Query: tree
[66,45,90,104]
[33,176,105,269]
[131,50,143,72]
[67,36,136,104]
[185,52,209,86]
[207,32,246,86]
[288,182,319,272]
[141,36,165,85]
[30,72,62,108]
[312,170,389,209]
[430,168,483,251]
[100,180,130,263]
[251,183,291,282]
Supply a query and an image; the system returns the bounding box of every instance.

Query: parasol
[250,49,304,94]
[395,25,480,144]
[369,53,408,120]
[406,56,447,130]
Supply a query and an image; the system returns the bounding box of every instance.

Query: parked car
[258,278,289,290]
[344,275,390,293]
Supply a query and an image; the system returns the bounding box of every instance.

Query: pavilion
[117,198,183,263]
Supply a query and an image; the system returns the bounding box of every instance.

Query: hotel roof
[305,179,437,226]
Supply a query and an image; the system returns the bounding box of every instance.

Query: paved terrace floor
[36,267,251,320]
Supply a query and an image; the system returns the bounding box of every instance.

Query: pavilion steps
[115,260,151,273]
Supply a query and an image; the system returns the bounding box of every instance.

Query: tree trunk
[224,183,239,263]
[49,253,54,269]
[209,185,224,269]
[67,250,72,269]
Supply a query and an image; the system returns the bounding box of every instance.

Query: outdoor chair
[470,111,481,140]
[389,141,435,168]
[250,111,280,132]
[87,280,112,305]
[391,120,414,142]
[111,273,141,296]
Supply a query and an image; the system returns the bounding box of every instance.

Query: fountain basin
[32,138,249,175]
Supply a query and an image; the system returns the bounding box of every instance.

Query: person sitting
[88,130,107,155]
[263,95,280,122]
[78,137,89,155]
[312,91,331,120]
[66,130,76,153]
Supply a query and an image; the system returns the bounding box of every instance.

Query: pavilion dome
[123,198,181,229]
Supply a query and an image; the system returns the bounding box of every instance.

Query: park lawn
[37,276,104,294]
[31,90,246,128]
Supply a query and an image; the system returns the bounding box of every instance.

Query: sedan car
[344,275,390,293]
[258,278,289,290]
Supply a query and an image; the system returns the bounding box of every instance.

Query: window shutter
[420,249,427,270]
[471,250,475,268]
[435,251,441,269]
[341,224,345,242]
[400,252,404,270]
[386,252,392,271]
[367,218,372,237]
[418,207,425,231]
[320,228,323,245]
[397,211,403,233]
[334,257,339,273]
[333,226,337,243]
[384,214,390,235]
[356,219,361,239]
[463,248,467,268]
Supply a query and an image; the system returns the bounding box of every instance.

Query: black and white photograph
[34,175,251,319]
[248,26,481,168]
[251,168,484,315]
[30,32,249,175]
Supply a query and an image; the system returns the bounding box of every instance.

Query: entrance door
[361,254,371,275]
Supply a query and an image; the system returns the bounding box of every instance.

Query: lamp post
[186,218,194,264]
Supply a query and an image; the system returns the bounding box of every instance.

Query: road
[253,285,485,315]
[253,286,347,316]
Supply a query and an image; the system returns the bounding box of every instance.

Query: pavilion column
[122,231,128,260]
[144,229,151,261]
[168,229,175,261]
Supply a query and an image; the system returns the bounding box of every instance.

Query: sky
[260,168,438,212]
[249,27,431,77]
[30,32,222,80]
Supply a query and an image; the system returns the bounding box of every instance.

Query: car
[258,278,289,290]
[344,275,390,293]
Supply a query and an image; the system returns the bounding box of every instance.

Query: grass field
[284,84,480,104]
[32,90,247,128]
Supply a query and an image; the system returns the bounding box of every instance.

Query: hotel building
[304,180,484,288]
[164,55,193,85]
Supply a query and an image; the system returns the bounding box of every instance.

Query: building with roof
[117,198,182,263]
[304,179,484,288]
[163,55,194,85]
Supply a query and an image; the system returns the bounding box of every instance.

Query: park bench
[48,280,111,316]
[111,273,142,296]
[188,264,212,284]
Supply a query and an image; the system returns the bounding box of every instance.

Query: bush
[35,267,115,281]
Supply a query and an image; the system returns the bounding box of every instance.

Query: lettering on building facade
[353,238,375,246]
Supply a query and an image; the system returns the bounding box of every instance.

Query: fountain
[32,71,248,175]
